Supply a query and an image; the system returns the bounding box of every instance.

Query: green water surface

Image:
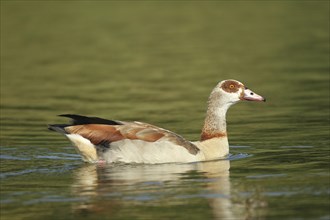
[1,1,329,220]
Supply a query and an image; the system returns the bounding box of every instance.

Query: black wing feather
[58,114,122,126]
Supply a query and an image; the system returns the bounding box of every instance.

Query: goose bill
[242,89,266,102]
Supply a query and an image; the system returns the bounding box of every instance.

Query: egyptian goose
[48,79,265,164]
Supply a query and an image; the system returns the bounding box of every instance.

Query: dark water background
[1,1,329,220]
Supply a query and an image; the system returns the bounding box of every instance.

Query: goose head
[211,79,266,107]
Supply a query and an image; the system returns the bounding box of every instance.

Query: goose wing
[50,114,199,155]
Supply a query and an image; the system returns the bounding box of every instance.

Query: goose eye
[229,84,235,89]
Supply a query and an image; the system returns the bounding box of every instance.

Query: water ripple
[246,174,287,179]
[0,164,78,179]
[279,146,314,149]
[0,155,30,161]
[34,155,80,160]
[228,153,252,161]
[24,196,85,205]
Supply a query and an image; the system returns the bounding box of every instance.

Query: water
[1,1,329,220]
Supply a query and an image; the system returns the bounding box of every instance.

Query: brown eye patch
[221,80,242,93]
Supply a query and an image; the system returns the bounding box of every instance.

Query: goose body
[49,79,265,164]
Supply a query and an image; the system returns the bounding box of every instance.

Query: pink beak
[242,88,266,102]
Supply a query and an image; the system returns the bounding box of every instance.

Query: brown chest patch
[200,131,227,141]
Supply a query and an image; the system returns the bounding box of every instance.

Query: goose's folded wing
[65,122,200,155]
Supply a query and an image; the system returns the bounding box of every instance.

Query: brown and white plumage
[48,79,265,164]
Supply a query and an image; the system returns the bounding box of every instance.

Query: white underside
[103,139,204,164]
[65,134,228,164]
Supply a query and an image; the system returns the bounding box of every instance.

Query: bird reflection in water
[71,159,267,219]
